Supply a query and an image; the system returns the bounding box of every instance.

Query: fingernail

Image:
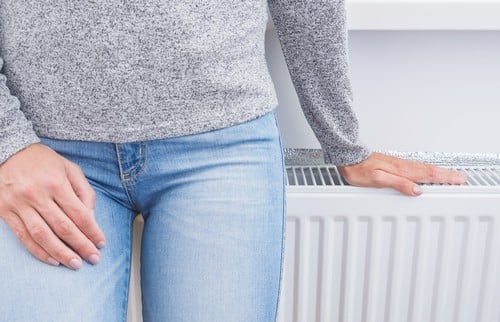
[88,254,100,265]
[413,185,423,195]
[96,241,106,249]
[47,257,60,266]
[69,258,82,270]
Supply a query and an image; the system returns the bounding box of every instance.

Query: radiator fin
[277,215,500,322]
[285,166,500,187]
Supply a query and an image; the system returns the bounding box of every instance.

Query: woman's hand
[337,152,468,196]
[0,143,106,269]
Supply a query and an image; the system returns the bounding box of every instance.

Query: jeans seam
[114,144,140,211]
[128,142,148,181]
[121,217,134,322]
[272,111,286,322]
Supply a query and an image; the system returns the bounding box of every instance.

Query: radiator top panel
[285,165,500,187]
[284,149,500,188]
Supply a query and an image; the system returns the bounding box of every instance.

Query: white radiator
[278,150,500,322]
[127,150,500,322]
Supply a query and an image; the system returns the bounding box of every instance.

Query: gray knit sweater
[0,0,370,166]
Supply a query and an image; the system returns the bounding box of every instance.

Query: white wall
[267,29,500,154]
[128,9,500,322]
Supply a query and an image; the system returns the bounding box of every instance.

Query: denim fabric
[0,111,286,322]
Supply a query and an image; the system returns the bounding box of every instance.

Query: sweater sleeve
[267,0,371,165]
[0,57,40,165]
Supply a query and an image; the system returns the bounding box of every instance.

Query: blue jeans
[0,111,286,322]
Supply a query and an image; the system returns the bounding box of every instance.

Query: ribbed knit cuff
[0,126,40,165]
[322,144,371,166]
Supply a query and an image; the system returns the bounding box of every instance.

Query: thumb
[372,170,423,197]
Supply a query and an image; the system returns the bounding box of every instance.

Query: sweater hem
[33,106,277,144]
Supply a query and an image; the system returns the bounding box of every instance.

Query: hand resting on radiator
[337,152,468,196]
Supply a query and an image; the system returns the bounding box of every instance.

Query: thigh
[140,112,286,322]
[0,188,134,322]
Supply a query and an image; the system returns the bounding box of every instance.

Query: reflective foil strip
[284,148,326,166]
[284,148,500,167]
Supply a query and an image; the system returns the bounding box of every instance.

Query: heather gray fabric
[0,0,370,166]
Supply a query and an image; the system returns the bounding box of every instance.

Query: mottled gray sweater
[0,0,370,166]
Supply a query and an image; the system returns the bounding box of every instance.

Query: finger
[16,208,84,270]
[2,213,60,266]
[64,160,96,210]
[403,163,466,184]
[36,200,100,265]
[375,154,467,184]
[416,166,466,184]
[51,180,106,249]
[371,169,423,196]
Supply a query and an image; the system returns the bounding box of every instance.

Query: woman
[0,0,465,321]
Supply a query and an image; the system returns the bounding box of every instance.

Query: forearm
[0,57,40,164]
[267,0,370,165]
